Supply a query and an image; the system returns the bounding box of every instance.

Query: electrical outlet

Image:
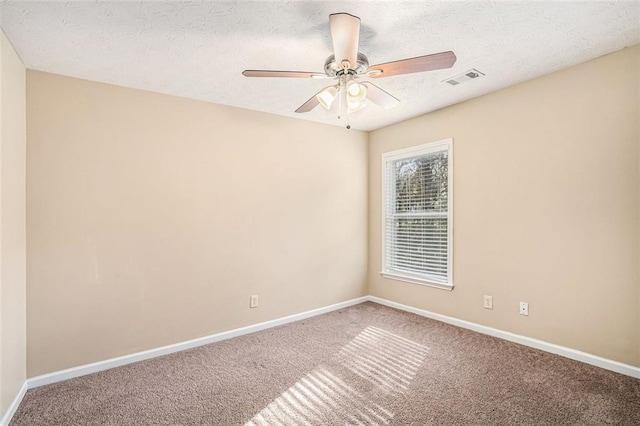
[519,301,529,316]
[250,295,259,308]
[483,295,493,309]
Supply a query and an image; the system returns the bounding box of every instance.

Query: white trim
[18,294,639,399]
[381,138,454,288]
[0,381,27,426]
[27,296,369,389]
[368,296,640,379]
[381,139,452,161]
[380,271,453,291]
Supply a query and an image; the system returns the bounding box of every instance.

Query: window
[381,139,453,290]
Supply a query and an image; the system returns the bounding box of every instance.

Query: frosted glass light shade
[347,82,367,102]
[317,86,338,109]
[348,100,366,113]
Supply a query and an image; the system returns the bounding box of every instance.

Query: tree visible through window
[382,140,453,289]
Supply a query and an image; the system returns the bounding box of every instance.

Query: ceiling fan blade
[329,13,360,69]
[360,82,400,109]
[295,88,327,113]
[368,51,457,78]
[242,70,328,79]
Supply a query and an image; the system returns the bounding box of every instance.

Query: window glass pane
[394,152,448,214]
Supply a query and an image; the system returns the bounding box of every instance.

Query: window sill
[380,271,454,291]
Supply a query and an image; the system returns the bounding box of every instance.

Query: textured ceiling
[1,1,639,131]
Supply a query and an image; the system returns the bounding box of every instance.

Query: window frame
[380,138,454,291]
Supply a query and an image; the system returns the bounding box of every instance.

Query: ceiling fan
[242,13,457,128]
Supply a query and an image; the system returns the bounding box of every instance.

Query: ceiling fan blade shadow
[368,51,457,78]
[361,82,400,109]
[242,70,328,78]
[329,13,360,68]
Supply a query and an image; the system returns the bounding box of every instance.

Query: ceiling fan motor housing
[324,53,369,77]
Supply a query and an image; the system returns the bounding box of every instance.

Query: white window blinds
[382,140,453,289]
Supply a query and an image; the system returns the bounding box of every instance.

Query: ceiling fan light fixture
[317,86,338,109]
[346,82,367,102]
[347,99,366,113]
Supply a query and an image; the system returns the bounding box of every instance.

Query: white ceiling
[1,1,639,131]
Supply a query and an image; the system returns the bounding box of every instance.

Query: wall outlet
[519,301,529,316]
[483,295,493,309]
[250,295,259,308]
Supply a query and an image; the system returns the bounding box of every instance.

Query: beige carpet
[10,302,640,425]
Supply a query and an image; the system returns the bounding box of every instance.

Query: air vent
[444,69,485,86]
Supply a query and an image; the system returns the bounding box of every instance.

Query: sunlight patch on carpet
[245,326,429,426]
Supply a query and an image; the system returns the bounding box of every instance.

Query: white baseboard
[368,295,640,379]
[23,293,639,396]
[27,296,369,389]
[0,381,27,426]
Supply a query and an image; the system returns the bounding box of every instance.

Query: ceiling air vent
[444,69,485,86]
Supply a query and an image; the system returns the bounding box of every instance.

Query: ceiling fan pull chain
[340,74,349,127]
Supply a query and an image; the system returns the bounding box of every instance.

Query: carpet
[10,302,640,425]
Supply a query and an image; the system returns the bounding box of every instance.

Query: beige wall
[24,44,640,378]
[369,46,640,366]
[26,71,368,376]
[0,31,27,416]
